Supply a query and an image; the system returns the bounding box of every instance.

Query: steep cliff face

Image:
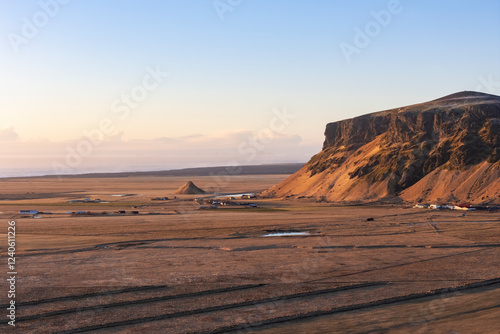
[262,92,500,204]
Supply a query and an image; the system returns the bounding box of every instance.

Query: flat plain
[0,175,499,333]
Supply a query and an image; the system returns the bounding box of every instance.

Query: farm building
[241,194,256,199]
[20,210,38,215]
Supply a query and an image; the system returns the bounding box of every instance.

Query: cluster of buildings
[151,197,171,201]
[413,203,499,211]
[67,198,101,203]
[19,209,143,217]
[69,210,141,215]
[241,194,257,199]
[20,210,39,215]
[195,198,258,210]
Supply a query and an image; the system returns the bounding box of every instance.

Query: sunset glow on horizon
[1,0,499,176]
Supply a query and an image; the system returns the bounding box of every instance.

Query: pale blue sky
[0,0,499,176]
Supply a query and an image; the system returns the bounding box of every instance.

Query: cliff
[262,91,500,204]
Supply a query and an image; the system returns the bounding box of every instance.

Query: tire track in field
[17,237,237,257]
[0,284,265,325]
[189,278,500,334]
[313,243,500,250]
[304,248,489,284]
[0,285,170,308]
[53,282,385,333]
[381,303,500,332]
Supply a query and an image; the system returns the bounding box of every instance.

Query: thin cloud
[0,127,19,142]
[0,130,316,177]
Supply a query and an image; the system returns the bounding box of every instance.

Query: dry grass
[0,175,499,333]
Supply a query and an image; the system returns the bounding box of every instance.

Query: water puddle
[261,232,311,237]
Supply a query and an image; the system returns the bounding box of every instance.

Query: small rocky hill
[262,92,500,204]
[173,181,206,195]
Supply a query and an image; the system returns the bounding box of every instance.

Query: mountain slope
[262,92,500,204]
[173,181,207,195]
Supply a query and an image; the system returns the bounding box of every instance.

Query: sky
[1,0,499,177]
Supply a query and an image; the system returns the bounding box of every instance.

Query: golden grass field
[0,175,499,333]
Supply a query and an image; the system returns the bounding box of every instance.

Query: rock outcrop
[262,92,500,204]
[174,181,206,195]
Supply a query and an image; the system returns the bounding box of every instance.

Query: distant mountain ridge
[262,92,500,204]
[8,163,304,179]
